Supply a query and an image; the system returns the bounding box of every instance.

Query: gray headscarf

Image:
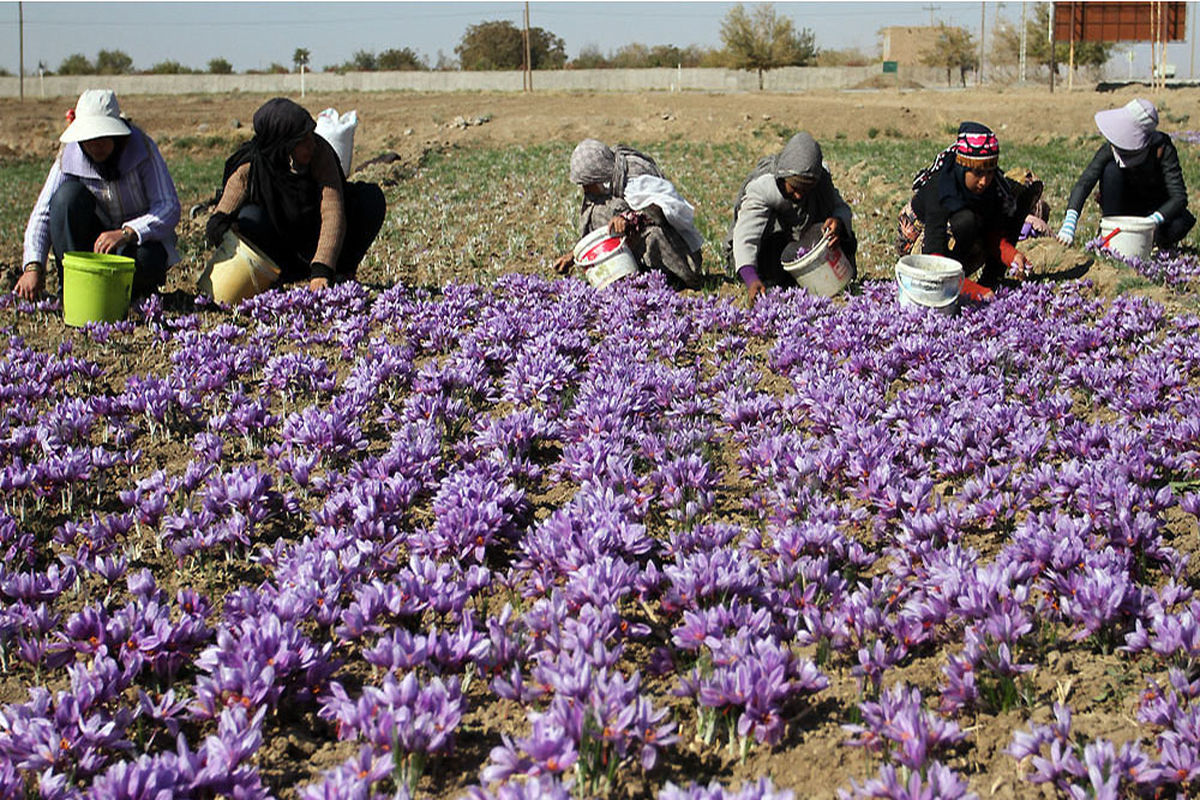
[569,139,663,196]
[773,132,823,181]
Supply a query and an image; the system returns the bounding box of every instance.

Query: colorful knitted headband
[954,123,999,169]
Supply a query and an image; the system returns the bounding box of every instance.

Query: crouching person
[206,98,386,291]
[17,89,180,302]
[1057,98,1194,250]
[725,132,856,303]
[554,139,704,290]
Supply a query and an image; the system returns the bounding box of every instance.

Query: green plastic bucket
[61,252,136,327]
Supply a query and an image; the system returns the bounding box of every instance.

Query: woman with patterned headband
[896,121,1033,285]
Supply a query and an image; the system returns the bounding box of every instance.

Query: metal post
[1049,1,1056,92]
[300,63,305,98]
[1019,0,1028,82]
[523,1,532,92]
[978,1,986,85]
[18,1,24,102]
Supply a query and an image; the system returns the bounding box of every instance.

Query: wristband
[737,265,760,287]
[1059,209,1078,235]
[1150,212,1165,225]
[23,262,43,274]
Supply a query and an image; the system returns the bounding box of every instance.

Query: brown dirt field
[1,85,1195,166]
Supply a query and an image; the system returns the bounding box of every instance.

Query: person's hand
[94,228,132,254]
[14,265,43,301]
[1009,250,1033,280]
[553,253,574,274]
[608,216,629,236]
[746,278,766,305]
[206,212,233,248]
[822,217,843,250]
[1056,227,1075,246]
[309,277,329,292]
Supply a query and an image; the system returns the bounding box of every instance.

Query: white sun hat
[1094,98,1159,151]
[60,89,132,143]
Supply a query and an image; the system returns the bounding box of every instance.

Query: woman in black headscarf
[206,97,385,290]
[897,121,1032,285]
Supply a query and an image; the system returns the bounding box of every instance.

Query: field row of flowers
[3,268,1200,798]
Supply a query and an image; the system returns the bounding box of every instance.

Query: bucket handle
[1100,227,1122,248]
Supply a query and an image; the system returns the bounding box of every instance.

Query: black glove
[206,212,233,248]
[309,261,335,281]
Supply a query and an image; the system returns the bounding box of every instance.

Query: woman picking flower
[1056,98,1194,250]
[897,122,1035,286]
[554,139,705,290]
[206,97,386,291]
[17,89,180,302]
[724,132,857,303]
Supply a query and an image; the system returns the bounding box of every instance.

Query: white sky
[2,1,1195,78]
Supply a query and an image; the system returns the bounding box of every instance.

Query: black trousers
[233,182,387,283]
[1099,160,1196,248]
[49,181,168,299]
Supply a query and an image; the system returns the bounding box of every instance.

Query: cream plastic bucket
[573,227,638,290]
[782,224,855,297]
[896,254,964,315]
[1099,215,1155,261]
[198,231,281,305]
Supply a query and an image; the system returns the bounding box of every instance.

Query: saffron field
[4,123,1200,800]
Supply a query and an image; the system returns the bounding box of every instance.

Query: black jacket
[1066,132,1188,220]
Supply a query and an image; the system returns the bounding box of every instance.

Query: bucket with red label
[573,227,639,290]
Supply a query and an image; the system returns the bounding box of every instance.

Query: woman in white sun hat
[16,89,180,302]
[1057,97,1194,250]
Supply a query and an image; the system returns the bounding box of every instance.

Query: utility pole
[978,1,986,85]
[1019,0,1027,82]
[522,1,532,92]
[1191,0,1196,78]
[1049,0,1056,92]
[922,3,940,26]
[18,1,24,102]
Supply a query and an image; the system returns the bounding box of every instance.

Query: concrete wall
[0,65,957,99]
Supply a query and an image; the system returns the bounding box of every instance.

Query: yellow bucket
[62,252,135,327]
[198,231,281,305]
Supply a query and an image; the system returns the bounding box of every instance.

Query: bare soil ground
[0,84,1191,168]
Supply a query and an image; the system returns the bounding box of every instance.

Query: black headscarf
[223,98,323,241]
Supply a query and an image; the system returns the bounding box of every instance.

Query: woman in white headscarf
[553,139,704,289]
[1056,98,1193,250]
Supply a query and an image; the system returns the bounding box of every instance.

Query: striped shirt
[23,126,181,267]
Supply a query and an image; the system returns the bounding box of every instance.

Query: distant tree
[58,53,93,75]
[572,44,608,69]
[96,49,134,75]
[997,3,1113,76]
[816,47,872,67]
[378,47,425,70]
[920,24,976,86]
[267,62,289,74]
[208,57,234,74]
[293,48,310,72]
[147,60,197,74]
[455,20,566,70]
[0,68,10,77]
[720,3,818,89]
[350,50,378,71]
[434,50,459,71]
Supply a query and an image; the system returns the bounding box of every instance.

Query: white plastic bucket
[573,227,639,290]
[896,254,964,315]
[197,231,281,305]
[782,224,855,297]
[1099,215,1155,261]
